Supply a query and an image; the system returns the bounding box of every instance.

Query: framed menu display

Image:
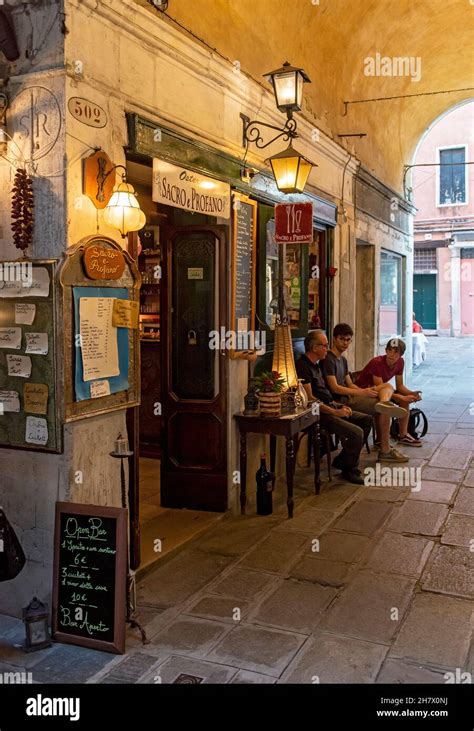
[0,259,62,452]
[52,502,127,654]
[230,192,257,359]
[58,236,140,422]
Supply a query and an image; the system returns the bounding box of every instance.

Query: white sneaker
[377,448,409,463]
[375,401,407,419]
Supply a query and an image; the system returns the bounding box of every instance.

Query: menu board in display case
[230,192,257,359]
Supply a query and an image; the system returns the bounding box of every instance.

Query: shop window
[264,216,327,331]
[439,147,466,205]
[258,204,330,350]
[379,251,403,338]
[307,230,326,329]
[264,218,301,329]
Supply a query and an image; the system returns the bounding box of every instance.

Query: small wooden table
[234,407,321,519]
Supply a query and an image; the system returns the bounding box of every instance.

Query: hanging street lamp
[241,61,315,194]
[263,61,311,118]
[267,143,314,194]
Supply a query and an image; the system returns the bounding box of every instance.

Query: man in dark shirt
[296,330,372,485]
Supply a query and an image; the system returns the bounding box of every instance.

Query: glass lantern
[22,596,52,652]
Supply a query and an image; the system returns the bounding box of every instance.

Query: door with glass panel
[161,226,227,511]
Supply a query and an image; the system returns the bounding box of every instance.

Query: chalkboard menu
[53,502,127,654]
[0,260,61,452]
[231,193,257,358]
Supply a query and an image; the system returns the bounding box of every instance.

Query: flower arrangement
[254,370,286,393]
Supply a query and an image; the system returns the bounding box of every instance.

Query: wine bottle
[256,453,273,515]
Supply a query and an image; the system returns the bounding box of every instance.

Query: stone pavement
[1,336,473,684]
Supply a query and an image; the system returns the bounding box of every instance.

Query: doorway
[126,161,226,571]
[161,225,228,511]
[413,273,437,330]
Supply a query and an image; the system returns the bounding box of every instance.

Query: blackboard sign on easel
[52,502,127,654]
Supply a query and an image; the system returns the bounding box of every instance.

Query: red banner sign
[275,202,313,243]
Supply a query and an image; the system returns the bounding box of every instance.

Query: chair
[293,425,332,481]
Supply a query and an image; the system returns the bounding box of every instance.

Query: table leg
[270,434,276,489]
[313,422,321,495]
[285,436,294,519]
[240,433,247,515]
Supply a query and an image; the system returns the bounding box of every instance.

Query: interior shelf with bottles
[138,228,161,341]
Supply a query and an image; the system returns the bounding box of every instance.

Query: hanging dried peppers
[11,168,34,251]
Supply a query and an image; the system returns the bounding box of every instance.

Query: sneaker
[341,468,365,485]
[375,401,407,419]
[331,454,345,471]
[398,434,423,447]
[377,448,409,463]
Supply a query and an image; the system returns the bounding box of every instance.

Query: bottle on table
[256,453,273,515]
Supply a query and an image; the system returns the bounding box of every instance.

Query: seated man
[354,338,423,450]
[322,323,408,463]
[296,329,372,485]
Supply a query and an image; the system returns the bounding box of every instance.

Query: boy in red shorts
[355,338,423,457]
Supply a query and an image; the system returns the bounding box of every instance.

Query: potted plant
[254,370,286,418]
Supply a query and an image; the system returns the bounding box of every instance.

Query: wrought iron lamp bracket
[241,113,298,150]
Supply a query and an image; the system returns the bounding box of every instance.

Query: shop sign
[275,202,313,243]
[152,160,231,219]
[83,246,125,280]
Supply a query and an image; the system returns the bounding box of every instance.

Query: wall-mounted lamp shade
[263,62,311,114]
[267,145,314,194]
[272,322,298,389]
[103,182,146,238]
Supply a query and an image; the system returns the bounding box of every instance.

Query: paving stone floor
[1,336,473,684]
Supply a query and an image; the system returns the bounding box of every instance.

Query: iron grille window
[414,248,437,270]
[461,247,474,259]
[439,147,466,205]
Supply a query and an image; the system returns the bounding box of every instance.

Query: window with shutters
[438,147,467,205]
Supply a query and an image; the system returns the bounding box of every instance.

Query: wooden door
[413,274,437,330]
[161,226,228,511]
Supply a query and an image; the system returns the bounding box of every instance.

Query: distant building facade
[412,101,474,335]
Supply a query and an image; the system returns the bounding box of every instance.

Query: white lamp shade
[103,182,146,237]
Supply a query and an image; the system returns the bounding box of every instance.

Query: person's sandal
[398,434,422,447]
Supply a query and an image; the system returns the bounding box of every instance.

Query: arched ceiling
[154,0,474,195]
